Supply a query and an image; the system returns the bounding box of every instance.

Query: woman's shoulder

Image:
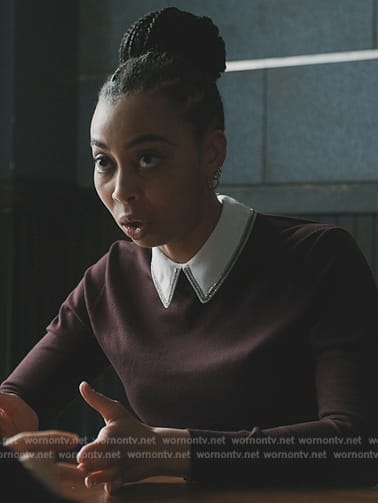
[255,211,335,233]
[253,211,351,250]
[61,240,150,309]
[249,211,366,274]
[84,239,150,278]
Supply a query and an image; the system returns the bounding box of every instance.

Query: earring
[207,167,222,190]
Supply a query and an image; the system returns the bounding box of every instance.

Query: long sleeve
[0,256,110,427]
[187,228,378,486]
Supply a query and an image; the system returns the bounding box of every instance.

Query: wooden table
[61,476,378,502]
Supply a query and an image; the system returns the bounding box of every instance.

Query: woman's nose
[111,170,140,203]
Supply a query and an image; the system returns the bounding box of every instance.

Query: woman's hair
[99,7,226,140]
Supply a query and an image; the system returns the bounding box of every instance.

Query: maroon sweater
[1,213,378,486]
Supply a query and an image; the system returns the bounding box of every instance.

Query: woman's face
[90,91,225,262]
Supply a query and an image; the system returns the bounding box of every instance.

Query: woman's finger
[4,430,79,454]
[84,465,121,488]
[77,447,119,472]
[104,480,123,495]
[79,382,125,424]
[56,462,86,486]
[0,408,17,438]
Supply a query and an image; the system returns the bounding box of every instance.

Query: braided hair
[99,7,226,141]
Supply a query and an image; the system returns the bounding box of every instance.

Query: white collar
[151,195,257,308]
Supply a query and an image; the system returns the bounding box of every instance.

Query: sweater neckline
[151,194,257,308]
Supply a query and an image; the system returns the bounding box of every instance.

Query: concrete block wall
[78,0,378,216]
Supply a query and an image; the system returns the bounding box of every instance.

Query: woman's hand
[0,392,39,438]
[76,382,190,495]
[4,430,79,494]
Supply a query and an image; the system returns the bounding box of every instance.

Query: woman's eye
[94,156,112,173]
[138,153,162,169]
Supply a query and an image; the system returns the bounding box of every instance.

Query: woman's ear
[202,129,227,177]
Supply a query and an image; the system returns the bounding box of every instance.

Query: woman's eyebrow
[90,139,108,148]
[126,134,176,148]
[90,134,175,149]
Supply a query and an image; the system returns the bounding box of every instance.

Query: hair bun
[119,7,226,81]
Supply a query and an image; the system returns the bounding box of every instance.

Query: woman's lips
[118,215,146,241]
[123,223,145,240]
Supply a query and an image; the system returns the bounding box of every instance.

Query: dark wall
[0,0,14,180]
[0,1,124,436]
[1,0,78,367]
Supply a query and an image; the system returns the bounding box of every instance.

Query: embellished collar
[151,195,257,308]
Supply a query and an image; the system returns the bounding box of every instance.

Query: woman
[0,7,377,495]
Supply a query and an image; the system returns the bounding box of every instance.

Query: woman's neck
[158,194,222,264]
